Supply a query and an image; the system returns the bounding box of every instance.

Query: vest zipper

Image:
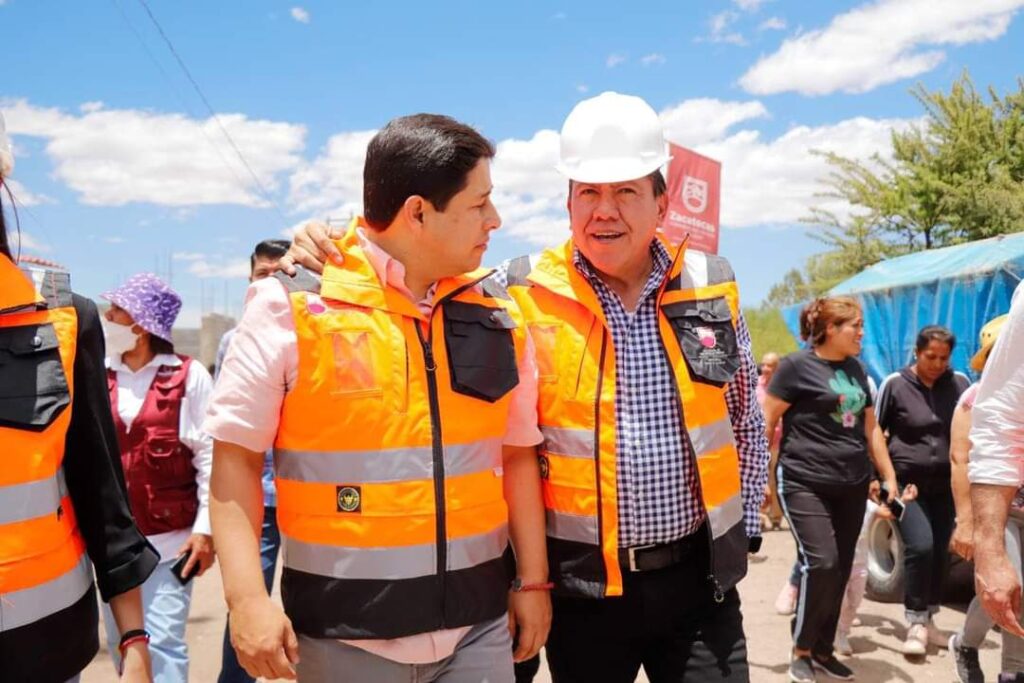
[414,270,499,624]
[415,321,447,621]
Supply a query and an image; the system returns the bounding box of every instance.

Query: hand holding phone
[881,483,907,521]
[170,551,200,585]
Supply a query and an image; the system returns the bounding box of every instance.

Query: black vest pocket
[442,301,519,403]
[663,298,740,387]
[0,322,71,431]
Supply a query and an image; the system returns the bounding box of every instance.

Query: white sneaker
[903,624,928,655]
[835,630,853,656]
[775,582,799,615]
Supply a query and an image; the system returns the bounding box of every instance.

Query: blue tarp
[782,233,1024,383]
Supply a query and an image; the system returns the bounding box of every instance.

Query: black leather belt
[618,532,703,573]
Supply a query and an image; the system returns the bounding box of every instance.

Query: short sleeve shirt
[768,349,874,485]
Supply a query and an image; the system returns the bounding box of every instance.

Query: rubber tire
[865,515,905,603]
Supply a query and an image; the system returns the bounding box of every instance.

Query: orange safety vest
[506,236,748,599]
[272,222,527,639]
[0,256,93,635]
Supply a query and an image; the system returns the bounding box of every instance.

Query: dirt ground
[82,529,1003,682]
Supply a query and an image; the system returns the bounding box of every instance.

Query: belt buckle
[627,543,657,572]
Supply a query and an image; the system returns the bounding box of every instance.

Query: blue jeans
[218,506,282,683]
[103,557,194,682]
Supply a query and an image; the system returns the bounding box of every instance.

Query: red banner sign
[662,143,721,254]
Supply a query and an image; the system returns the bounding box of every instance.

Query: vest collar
[319,218,493,318]
[0,254,45,313]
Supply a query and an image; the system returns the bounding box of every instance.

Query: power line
[133,0,291,227]
[109,0,256,201]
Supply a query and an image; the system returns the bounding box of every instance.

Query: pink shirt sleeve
[503,328,543,448]
[203,278,298,453]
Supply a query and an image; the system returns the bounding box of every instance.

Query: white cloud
[734,0,768,9]
[707,11,747,45]
[79,101,104,114]
[287,129,376,213]
[605,52,627,68]
[640,53,667,66]
[3,178,54,206]
[103,236,126,244]
[575,84,589,94]
[758,16,786,31]
[739,0,1024,96]
[660,99,768,147]
[3,99,306,207]
[701,116,919,228]
[290,7,310,23]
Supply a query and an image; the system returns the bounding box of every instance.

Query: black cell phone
[881,485,907,521]
[170,551,199,585]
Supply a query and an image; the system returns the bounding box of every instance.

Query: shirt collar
[355,227,437,305]
[107,352,182,374]
[572,239,672,304]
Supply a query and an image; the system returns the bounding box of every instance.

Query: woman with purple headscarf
[101,273,215,683]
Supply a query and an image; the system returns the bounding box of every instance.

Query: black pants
[778,468,867,656]
[896,479,955,617]
[545,539,748,683]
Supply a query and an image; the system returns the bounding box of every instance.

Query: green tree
[776,73,1024,299]
[744,305,798,361]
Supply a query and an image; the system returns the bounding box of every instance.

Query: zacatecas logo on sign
[663,144,722,254]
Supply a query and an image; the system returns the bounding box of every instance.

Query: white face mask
[102,319,140,357]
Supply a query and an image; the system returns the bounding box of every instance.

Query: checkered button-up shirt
[572,242,769,546]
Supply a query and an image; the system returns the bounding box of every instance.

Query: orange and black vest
[506,236,748,599]
[108,357,199,535]
[0,255,95,673]
[272,223,528,639]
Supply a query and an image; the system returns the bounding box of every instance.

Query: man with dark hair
[214,237,290,683]
[250,239,290,279]
[206,114,548,682]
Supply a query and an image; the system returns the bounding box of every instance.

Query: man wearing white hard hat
[286,92,770,682]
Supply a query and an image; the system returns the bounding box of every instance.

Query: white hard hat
[555,91,670,184]
[0,112,13,179]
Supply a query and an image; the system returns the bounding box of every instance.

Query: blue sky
[4,0,1024,326]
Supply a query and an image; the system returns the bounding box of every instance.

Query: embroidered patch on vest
[336,485,362,513]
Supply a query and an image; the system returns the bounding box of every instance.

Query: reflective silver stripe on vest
[0,552,92,632]
[539,426,594,459]
[0,469,67,526]
[284,528,508,581]
[545,509,599,544]
[707,494,744,539]
[690,417,737,457]
[275,438,503,484]
[675,251,735,291]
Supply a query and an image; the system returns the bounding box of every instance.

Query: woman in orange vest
[0,111,159,681]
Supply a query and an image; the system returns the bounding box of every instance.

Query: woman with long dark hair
[876,325,970,655]
[763,297,900,683]
[0,112,158,681]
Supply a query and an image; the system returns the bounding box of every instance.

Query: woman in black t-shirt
[763,297,899,683]
[876,325,970,656]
